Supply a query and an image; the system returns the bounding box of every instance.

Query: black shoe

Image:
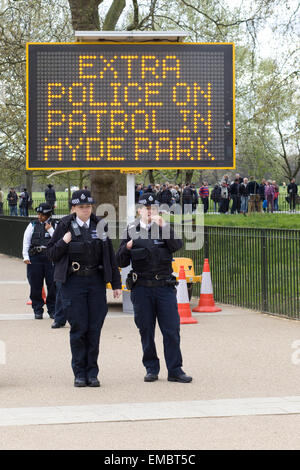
[51,322,65,329]
[34,313,43,320]
[168,373,192,383]
[144,373,159,382]
[87,377,100,387]
[74,378,87,387]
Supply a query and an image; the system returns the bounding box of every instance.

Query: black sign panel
[26,43,235,170]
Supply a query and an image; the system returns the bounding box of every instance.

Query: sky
[98,0,299,61]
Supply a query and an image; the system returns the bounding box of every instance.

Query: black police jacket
[46,213,121,288]
[116,220,183,277]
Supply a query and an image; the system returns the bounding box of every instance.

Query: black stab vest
[68,218,103,267]
[30,219,54,249]
[129,224,173,276]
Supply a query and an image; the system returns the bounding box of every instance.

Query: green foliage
[0,0,299,191]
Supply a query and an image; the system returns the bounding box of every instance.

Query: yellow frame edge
[26,41,235,171]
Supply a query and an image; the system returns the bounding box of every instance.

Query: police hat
[35,203,53,215]
[138,192,156,206]
[71,189,94,206]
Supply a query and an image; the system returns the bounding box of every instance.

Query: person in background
[247,176,260,214]
[219,180,230,214]
[199,181,210,214]
[0,187,4,215]
[287,178,298,212]
[229,178,241,214]
[190,183,199,214]
[135,184,143,204]
[157,184,172,208]
[210,183,221,212]
[272,181,279,212]
[265,180,275,213]
[19,188,30,217]
[7,188,18,216]
[258,178,266,213]
[45,183,56,214]
[181,183,194,215]
[240,178,249,215]
[234,173,243,184]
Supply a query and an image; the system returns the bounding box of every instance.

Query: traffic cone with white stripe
[176,265,198,324]
[192,258,221,312]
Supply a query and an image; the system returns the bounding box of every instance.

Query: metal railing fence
[0,217,299,318]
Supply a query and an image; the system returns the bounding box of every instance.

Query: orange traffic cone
[26,287,47,305]
[42,287,46,304]
[176,266,198,324]
[192,258,221,312]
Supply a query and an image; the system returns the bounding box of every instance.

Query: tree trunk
[25,171,33,198]
[68,0,102,30]
[148,170,155,184]
[103,0,126,30]
[185,170,194,184]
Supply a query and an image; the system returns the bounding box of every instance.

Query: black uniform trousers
[54,281,67,326]
[27,253,56,316]
[61,272,107,379]
[131,285,184,377]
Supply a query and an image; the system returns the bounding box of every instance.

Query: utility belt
[126,271,178,290]
[29,246,47,256]
[69,262,103,277]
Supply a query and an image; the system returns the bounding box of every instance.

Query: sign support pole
[126,173,136,224]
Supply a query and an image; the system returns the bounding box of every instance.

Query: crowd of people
[0,184,56,217]
[135,175,299,214]
[0,175,298,217]
[0,187,31,216]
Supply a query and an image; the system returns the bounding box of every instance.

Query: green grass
[204,213,300,229]
[168,213,300,229]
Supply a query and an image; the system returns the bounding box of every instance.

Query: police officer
[47,189,122,387]
[22,203,56,319]
[116,193,192,383]
[51,203,74,330]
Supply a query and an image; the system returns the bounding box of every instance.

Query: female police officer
[116,193,192,383]
[47,190,121,387]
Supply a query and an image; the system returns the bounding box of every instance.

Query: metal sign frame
[26,41,235,170]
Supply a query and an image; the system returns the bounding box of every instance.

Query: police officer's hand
[151,215,166,227]
[63,231,72,244]
[45,222,51,231]
[113,289,122,299]
[126,239,133,250]
[24,260,31,265]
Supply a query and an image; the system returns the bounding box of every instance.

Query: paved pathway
[0,254,300,450]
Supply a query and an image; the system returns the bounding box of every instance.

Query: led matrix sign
[26,43,234,170]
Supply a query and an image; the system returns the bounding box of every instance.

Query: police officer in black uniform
[47,190,122,387]
[22,203,56,319]
[116,193,192,383]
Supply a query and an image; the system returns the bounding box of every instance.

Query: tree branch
[103,0,126,30]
